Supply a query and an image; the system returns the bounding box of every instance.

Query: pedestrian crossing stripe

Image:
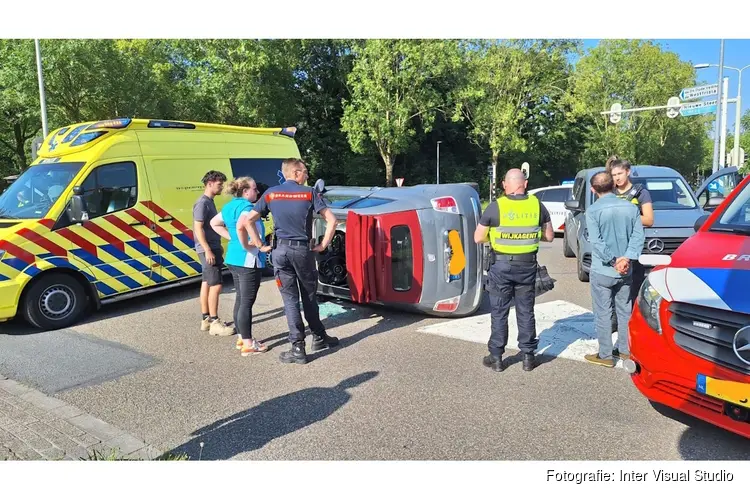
[416,300,627,369]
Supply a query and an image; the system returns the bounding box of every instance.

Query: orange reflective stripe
[265,192,312,202]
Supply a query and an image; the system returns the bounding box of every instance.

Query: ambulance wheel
[22,273,88,330]
[577,253,589,282]
[562,231,575,258]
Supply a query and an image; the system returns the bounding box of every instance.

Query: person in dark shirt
[239,158,339,365]
[608,159,653,304]
[474,168,554,373]
[193,170,234,336]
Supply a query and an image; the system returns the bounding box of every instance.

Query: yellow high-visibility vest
[488,195,541,254]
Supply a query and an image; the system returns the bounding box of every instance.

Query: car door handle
[129,221,145,227]
[158,217,174,223]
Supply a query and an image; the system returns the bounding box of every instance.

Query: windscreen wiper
[709,226,750,236]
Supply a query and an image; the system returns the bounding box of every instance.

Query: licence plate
[696,374,750,408]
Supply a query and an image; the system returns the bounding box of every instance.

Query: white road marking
[417,300,626,368]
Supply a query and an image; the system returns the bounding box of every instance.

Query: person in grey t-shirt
[193,170,233,336]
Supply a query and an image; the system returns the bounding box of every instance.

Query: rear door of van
[345,209,423,305]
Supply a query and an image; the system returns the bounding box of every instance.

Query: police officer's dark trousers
[272,242,326,345]
[487,258,538,356]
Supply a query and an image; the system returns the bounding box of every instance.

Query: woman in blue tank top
[210,177,267,356]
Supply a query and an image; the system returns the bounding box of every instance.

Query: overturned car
[309,182,485,317]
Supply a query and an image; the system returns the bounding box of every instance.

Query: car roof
[323,183,478,211]
[530,185,571,191]
[578,165,683,178]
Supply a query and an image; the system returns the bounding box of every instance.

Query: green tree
[567,39,711,176]
[39,39,179,126]
[740,110,750,173]
[171,39,300,127]
[453,40,579,185]
[341,39,462,186]
[0,39,41,174]
[293,39,378,185]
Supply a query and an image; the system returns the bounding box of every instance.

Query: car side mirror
[564,199,580,211]
[66,186,89,224]
[314,179,326,194]
[694,214,709,232]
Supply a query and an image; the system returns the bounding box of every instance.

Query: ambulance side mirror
[67,186,89,224]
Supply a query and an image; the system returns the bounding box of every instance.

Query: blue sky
[581,39,750,134]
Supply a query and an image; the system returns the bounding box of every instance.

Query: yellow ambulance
[0,118,300,330]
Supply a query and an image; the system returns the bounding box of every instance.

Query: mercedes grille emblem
[733,326,750,366]
[647,238,665,253]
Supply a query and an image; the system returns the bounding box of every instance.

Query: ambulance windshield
[0,162,84,220]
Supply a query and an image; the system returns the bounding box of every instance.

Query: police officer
[608,159,653,304]
[239,158,339,365]
[474,168,554,373]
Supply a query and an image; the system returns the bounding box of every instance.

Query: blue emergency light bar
[71,131,108,147]
[280,127,297,138]
[147,120,196,129]
[561,180,574,185]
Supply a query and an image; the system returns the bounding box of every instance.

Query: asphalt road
[2,238,750,460]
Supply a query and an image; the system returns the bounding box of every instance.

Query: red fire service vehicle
[627,169,750,438]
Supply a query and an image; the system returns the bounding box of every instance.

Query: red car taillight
[433,295,460,312]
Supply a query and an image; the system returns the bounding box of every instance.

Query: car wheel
[563,230,575,258]
[577,253,590,282]
[22,273,88,330]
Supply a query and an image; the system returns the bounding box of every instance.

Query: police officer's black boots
[522,353,536,372]
[311,333,340,352]
[482,354,504,372]
[280,342,308,364]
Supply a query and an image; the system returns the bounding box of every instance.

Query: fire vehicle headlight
[637,276,663,334]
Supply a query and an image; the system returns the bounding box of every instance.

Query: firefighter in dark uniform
[239,158,340,365]
[474,169,555,373]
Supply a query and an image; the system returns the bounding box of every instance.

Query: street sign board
[666,97,680,119]
[521,162,530,178]
[680,99,718,117]
[679,84,718,101]
[609,103,622,124]
[729,147,745,167]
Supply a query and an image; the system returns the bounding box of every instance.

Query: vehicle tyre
[21,273,88,330]
[577,253,590,282]
[562,231,575,258]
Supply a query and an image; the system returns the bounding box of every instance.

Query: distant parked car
[694,166,744,213]
[529,185,573,235]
